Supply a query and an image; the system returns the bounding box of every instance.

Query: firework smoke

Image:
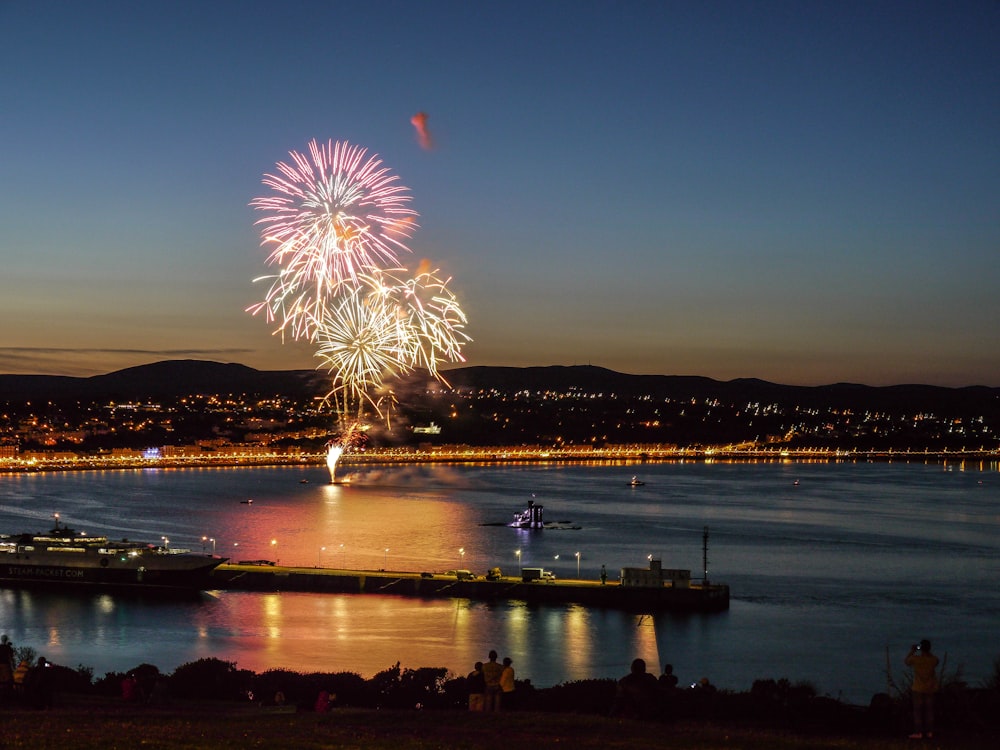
[410,112,433,150]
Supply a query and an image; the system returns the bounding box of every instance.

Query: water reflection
[2,461,999,704]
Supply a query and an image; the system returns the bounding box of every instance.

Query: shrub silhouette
[169,657,254,701]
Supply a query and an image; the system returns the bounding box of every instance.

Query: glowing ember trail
[249,139,470,482]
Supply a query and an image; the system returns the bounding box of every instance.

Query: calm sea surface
[1,460,998,704]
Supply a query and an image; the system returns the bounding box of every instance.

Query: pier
[209,563,730,613]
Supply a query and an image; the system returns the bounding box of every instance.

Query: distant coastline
[2,444,998,474]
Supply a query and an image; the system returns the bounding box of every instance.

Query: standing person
[500,657,516,710]
[24,657,54,709]
[658,663,679,722]
[611,658,659,719]
[481,649,504,712]
[0,640,14,701]
[466,662,485,711]
[13,659,31,696]
[905,640,939,739]
[658,663,678,690]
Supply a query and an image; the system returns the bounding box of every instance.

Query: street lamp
[340,543,346,569]
[271,539,278,564]
[575,551,581,578]
[318,546,325,567]
[515,549,522,574]
[384,547,389,570]
[459,547,465,566]
[202,536,216,554]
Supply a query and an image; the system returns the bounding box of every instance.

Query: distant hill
[0,360,325,402]
[438,364,1000,416]
[1,360,998,417]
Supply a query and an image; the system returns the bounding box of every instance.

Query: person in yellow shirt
[481,650,504,712]
[499,657,515,709]
[904,640,939,739]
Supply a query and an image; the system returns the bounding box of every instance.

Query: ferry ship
[0,515,226,591]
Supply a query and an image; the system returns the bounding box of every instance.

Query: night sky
[2,1,997,386]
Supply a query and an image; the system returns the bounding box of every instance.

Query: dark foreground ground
[1,696,997,750]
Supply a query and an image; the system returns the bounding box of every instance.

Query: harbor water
[1,459,998,704]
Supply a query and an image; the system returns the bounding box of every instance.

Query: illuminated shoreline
[2,444,999,474]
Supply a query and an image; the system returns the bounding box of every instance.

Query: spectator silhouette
[13,658,31,696]
[0,640,14,701]
[467,662,485,711]
[905,640,939,739]
[24,657,54,709]
[314,689,333,713]
[659,663,678,690]
[500,657,516,710]
[482,650,504,712]
[121,673,140,702]
[611,658,658,719]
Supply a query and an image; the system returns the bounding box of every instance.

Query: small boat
[509,499,545,529]
[629,476,645,487]
[240,499,253,504]
[299,479,310,484]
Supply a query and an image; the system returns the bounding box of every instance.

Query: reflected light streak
[263,594,284,641]
[562,606,592,675]
[502,602,530,660]
[632,614,661,677]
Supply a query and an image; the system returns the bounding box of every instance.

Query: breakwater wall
[209,564,730,613]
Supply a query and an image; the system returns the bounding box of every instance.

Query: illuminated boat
[0,515,227,591]
[629,476,645,486]
[508,499,545,529]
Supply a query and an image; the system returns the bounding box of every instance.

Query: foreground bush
[4,630,1000,741]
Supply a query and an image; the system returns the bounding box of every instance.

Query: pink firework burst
[249,139,419,339]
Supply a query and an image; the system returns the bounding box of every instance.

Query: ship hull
[0,546,226,591]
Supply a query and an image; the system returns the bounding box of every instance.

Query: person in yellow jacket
[499,657,516,709]
[13,659,31,691]
[905,640,939,739]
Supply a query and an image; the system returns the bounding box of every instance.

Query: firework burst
[249,139,418,340]
[314,284,413,418]
[249,138,470,481]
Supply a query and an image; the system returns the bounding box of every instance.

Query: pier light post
[575,551,581,578]
[271,539,278,564]
[162,536,169,550]
[318,546,325,567]
[459,547,465,567]
[515,549,521,574]
[384,548,389,570]
[340,543,345,569]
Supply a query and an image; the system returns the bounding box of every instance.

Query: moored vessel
[509,498,545,529]
[0,515,226,591]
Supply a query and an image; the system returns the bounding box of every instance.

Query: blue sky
[1,1,997,386]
